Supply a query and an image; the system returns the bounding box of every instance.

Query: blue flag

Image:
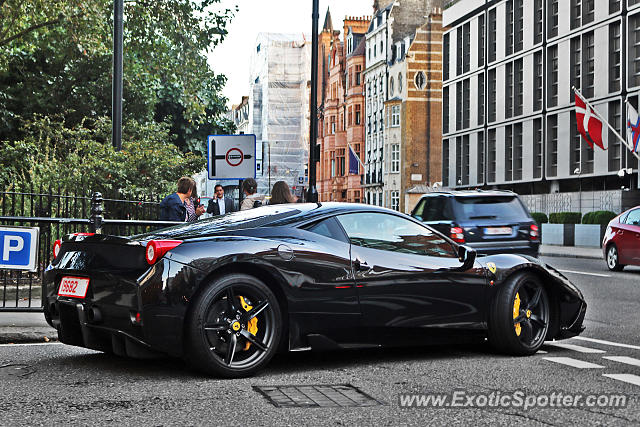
[348,145,360,174]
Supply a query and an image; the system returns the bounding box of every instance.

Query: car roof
[418,190,518,199]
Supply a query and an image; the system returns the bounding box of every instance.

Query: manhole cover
[0,364,36,379]
[253,384,383,408]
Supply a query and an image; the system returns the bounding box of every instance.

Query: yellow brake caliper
[238,296,258,350]
[513,292,521,336]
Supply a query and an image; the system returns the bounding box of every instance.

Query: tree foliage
[0,0,236,196]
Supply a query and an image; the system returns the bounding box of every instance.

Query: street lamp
[573,168,581,214]
[307,0,319,203]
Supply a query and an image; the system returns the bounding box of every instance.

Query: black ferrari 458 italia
[44,203,586,377]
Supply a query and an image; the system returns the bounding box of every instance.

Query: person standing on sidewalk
[159,177,192,221]
[207,184,235,216]
[240,178,265,210]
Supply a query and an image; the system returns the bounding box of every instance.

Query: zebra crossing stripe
[546,342,606,354]
[603,356,640,367]
[543,357,604,369]
[572,337,640,351]
[603,374,640,387]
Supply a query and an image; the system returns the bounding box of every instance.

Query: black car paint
[43,203,585,359]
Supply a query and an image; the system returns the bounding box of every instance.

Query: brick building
[316,11,370,202]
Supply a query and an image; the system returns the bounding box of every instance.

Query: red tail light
[450,227,465,244]
[145,240,183,265]
[530,224,539,241]
[53,239,62,258]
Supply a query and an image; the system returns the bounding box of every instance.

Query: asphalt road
[0,256,638,426]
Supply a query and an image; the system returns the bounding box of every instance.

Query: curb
[0,328,58,345]
[539,252,603,260]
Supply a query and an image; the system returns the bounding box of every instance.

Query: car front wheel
[185,273,282,378]
[606,244,624,271]
[488,272,550,356]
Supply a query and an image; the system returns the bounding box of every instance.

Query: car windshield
[452,196,529,222]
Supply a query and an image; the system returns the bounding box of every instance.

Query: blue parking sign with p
[0,226,39,272]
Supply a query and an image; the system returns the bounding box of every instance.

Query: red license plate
[58,276,90,299]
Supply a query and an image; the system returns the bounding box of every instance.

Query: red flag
[574,92,605,150]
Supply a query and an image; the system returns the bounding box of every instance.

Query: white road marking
[0,342,63,347]
[603,374,640,387]
[572,336,640,351]
[557,269,610,278]
[543,357,604,369]
[546,342,606,353]
[603,356,640,367]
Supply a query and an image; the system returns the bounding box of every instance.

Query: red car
[603,206,640,271]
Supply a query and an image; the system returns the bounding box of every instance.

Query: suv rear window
[452,196,530,222]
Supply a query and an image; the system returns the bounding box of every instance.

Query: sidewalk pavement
[539,244,603,260]
[0,245,601,345]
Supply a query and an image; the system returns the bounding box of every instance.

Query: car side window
[336,212,457,257]
[624,209,640,225]
[422,197,451,221]
[303,217,349,243]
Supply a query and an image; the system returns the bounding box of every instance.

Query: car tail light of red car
[450,227,465,244]
[53,239,62,259]
[145,240,183,265]
[529,224,539,241]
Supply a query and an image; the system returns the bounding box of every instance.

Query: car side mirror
[456,245,477,271]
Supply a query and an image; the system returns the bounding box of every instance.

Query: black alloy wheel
[186,274,281,378]
[488,272,550,355]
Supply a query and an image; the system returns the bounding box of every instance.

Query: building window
[443,86,450,134]
[456,137,463,186]
[548,45,558,107]
[610,0,620,14]
[457,26,463,75]
[463,22,470,73]
[331,151,336,177]
[547,115,558,176]
[488,129,496,182]
[631,14,640,88]
[478,73,485,125]
[571,0,581,30]
[506,0,514,56]
[488,69,496,122]
[391,191,399,211]
[571,111,583,173]
[514,122,523,180]
[548,0,558,38]
[355,65,362,85]
[583,0,594,25]
[582,31,595,97]
[331,116,336,134]
[391,143,400,172]
[355,104,361,125]
[444,33,450,81]
[515,59,523,116]
[515,0,523,52]
[456,82,463,130]
[534,118,543,179]
[478,14,485,67]
[534,51,543,111]
[506,62,513,118]
[415,71,426,90]
[463,135,470,185]
[477,131,485,184]
[505,125,513,181]
[443,139,450,187]
[571,36,581,90]
[610,23,621,93]
[608,100,622,171]
[338,148,346,176]
[463,78,470,128]
[391,105,400,127]
[489,8,497,62]
[534,0,543,44]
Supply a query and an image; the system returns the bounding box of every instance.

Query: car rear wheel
[488,272,550,355]
[606,244,624,271]
[185,274,282,378]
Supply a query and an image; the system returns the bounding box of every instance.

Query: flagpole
[623,97,640,161]
[571,86,637,157]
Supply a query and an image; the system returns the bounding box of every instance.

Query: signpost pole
[307,0,319,203]
[112,0,124,151]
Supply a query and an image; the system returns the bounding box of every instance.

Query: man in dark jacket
[159,177,192,221]
[207,184,235,216]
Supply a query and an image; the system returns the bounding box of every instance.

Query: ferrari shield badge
[487,262,497,274]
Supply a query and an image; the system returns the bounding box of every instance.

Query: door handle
[353,258,371,271]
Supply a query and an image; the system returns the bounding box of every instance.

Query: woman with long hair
[269,180,296,205]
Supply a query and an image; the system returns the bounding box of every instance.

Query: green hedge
[531,212,548,224]
[582,210,617,225]
[549,212,582,224]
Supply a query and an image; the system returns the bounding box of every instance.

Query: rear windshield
[452,196,530,222]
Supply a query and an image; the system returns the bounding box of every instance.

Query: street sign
[207,134,257,180]
[0,226,39,272]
